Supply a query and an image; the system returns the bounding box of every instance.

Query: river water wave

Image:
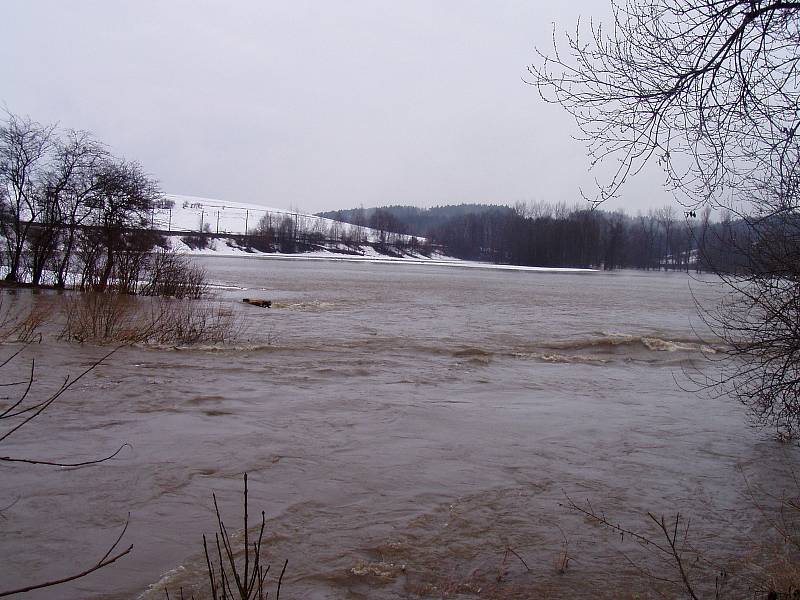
[1,257,797,599]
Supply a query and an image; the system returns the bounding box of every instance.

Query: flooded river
[1,257,798,599]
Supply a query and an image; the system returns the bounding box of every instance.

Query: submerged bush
[59,292,238,346]
[0,291,52,343]
[5,247,229,346]
[140,249,207,299]
[149,298,240,346]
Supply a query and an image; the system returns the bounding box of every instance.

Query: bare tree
[531,1,800,435]
[51,130,109,288]
[696,206,713,272]
[0,113,55,282]
[27,187,60,286]
[90,159,161,291]
[656,206,676,270]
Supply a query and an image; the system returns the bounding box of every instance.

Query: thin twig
[0,442,130,467]
[0,515,133,597]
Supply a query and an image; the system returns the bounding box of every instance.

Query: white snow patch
[164,235,595,273]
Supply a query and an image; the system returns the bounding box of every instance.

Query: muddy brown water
[1,257,798,599]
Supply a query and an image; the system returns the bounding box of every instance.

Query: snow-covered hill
[155,194,418,244]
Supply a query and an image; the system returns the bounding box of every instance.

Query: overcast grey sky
[1,1,671,213]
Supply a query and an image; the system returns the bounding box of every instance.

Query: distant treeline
[319,203,753,271]
[318,204,512,240]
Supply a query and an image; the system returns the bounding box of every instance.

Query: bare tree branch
[0,515,133,598]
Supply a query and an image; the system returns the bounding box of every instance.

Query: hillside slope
[156,194,421,244]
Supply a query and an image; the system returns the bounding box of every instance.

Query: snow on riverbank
[167,234,596,273]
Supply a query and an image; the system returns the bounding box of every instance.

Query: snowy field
[155,194,407,243]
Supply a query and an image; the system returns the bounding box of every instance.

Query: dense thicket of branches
[531,0,800,434]
[530,0,800,210]
[0,112,165,290]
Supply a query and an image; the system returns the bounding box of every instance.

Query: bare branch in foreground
[0,442,130,467]
[0,515,133,597]
[0,345,133,596]
[563,493,705,599]
[175,473,287,600]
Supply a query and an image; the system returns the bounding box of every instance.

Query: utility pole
[216,211,220,234]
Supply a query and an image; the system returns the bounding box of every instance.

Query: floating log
[242,298,272,308]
